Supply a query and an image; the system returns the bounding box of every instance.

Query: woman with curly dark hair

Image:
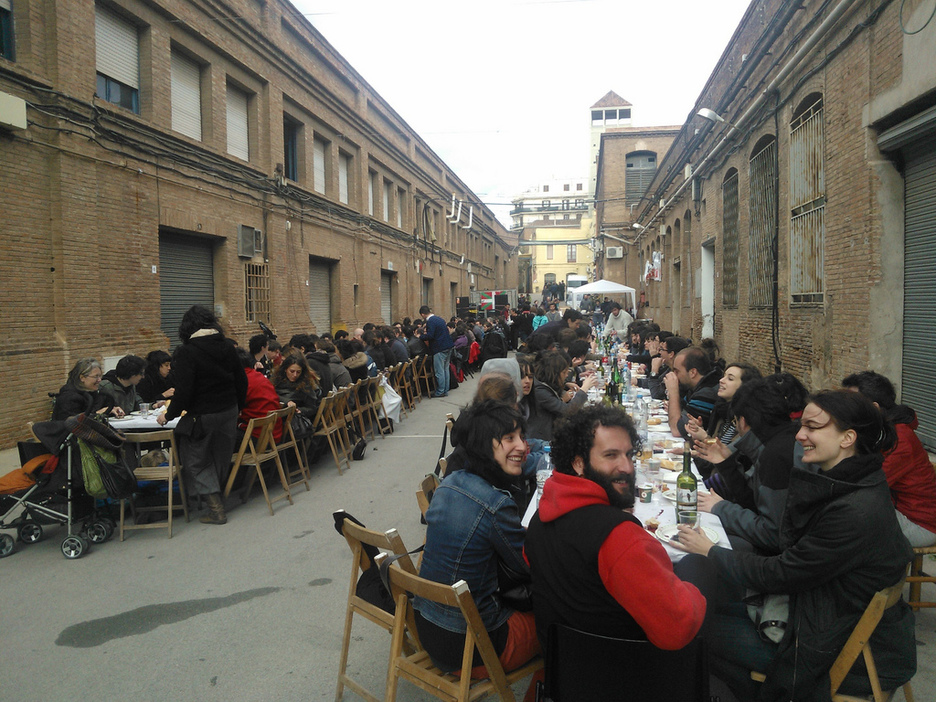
[271,353,321,426]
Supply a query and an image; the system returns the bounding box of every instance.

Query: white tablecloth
[521,466,731,563]
[107,414,179,431]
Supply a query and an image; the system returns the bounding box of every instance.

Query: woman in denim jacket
[414,400,541,676]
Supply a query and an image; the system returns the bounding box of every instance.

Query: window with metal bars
[749,137,777,308]
[245,262,270,323]
[722,169,740,307]
[789,94,824,304]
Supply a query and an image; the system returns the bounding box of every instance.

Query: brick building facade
[600,0,936,449]
[0,0,515,448]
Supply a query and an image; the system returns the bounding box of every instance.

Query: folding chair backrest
[384,561,516,700]
[829,577,911,700]
[546,624,708,702]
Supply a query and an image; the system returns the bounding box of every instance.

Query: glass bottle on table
[676,440,698,513]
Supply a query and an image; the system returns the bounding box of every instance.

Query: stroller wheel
[86,522,110,544]
[0,533,14,558]
[18,521,43,544]
[61,534,89,559]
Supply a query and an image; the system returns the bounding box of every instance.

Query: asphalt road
[1,367,932,701]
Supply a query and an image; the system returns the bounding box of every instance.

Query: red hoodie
[527,471,706,650]
[237,368,282,442]
[885,419,936,533]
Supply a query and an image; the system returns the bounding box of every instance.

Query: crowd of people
[49,295,932,699]
[412,299,931,702]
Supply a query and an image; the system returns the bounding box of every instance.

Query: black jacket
[709,454,916,701]
[52,384,114,420]
[305,351,333,393]
[166,331,247,420]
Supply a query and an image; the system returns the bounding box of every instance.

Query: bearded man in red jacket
[524,404,706,653]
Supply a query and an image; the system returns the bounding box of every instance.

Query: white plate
[647,425,671,433]
[655,524,719,545]
[109,416,133,423]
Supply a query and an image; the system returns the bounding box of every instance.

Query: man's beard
[582,460,635,510]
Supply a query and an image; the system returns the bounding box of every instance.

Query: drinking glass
[678,510,700,528]
[139,403,151,416]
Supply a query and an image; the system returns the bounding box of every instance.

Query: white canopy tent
[568,279,636,313]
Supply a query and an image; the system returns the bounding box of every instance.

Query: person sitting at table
[532,349,597,441]
[414,400,541,678]
[100,354,146,416]
[137,350,174,405]
[842,370,936,547]
[664,346,722,439]
[317,338,351,390]
[52,358,119,420]
[235,348,283,445]
[674,390,916,701]
[336,338,370,383]
[685,361,762,479]
[694,378,801,554]
[248,333,272,376]
[643,335,689,401]
[272,353,321,421]
[524,404,706,654]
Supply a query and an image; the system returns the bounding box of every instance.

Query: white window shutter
[226,86,249,160]
[171,51,202,141]
[95,5,139,89]
[313,138,326,194]
[338,154,350,204]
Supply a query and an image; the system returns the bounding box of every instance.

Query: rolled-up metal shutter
[380,272,393,322]
[309,258,332,334]
[159,232,214,349]
[902,135,936,450]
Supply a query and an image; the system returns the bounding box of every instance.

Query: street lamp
[696,108,741,131]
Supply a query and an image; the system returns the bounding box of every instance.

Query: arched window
[749,135,777,308]
[722,168,740,307]
[625,151,657,207]
[789,93,824,303]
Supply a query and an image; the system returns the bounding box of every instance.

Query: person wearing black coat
[157,306,247,525]
[675,390,916,702]
[52,358,117,420]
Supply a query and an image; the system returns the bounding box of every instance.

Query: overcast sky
[292,0,753,225]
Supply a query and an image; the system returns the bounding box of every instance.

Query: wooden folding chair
[416,473,441,521]
[223,412,294,515]
[119,430,190,539]
[312,392,350,475]
[403,358,421,406]
[272,405,310,493]
[906,462,936,610]
[388,363,409,420]
[383,559,543,702]
[751,577,915,702]
[334,510,419,702]
[416,354,436,398]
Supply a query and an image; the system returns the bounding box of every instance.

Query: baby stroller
[0,414,132,559]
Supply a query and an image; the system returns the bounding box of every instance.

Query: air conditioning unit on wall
[237,224,262,258]
[606,246,624,259]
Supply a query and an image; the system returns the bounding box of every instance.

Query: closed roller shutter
[227,86,249,161]
[902,136,936,450]
[159,232,214,349]
[309,258,332,334]
[95,5,139,88]
[381,272,393,322]
[171,51,202,141]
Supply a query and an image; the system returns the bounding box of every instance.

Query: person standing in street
[420,304,455,397]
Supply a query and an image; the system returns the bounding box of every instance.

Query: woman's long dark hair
[534,349,572,394]
[808,390,896,455]
[272,353,319,392]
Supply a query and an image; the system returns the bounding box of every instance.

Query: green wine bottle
[676,441,698,512]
